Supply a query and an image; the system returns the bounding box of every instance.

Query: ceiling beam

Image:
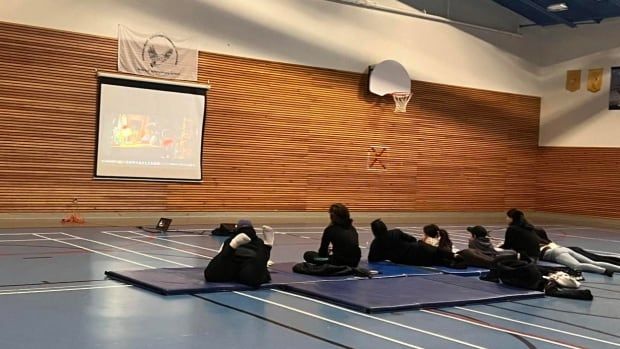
[571,0,602,23]
[514,0,577,27]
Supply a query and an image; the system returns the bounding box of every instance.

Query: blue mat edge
[104,270,254,295]
[282,282,544,314]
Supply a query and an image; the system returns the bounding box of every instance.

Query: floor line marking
[0,284,130,296]
[0,237,79,243]
[0,232,65,236]
[58,233,191,267]
[33,234,155,269]
[422,309,584,349]
[0,283,119,293]
[455,306,620,347]
[235,291,425,349]
[121,230,220,253]
[272,289,485,348]
[102,231,214,260]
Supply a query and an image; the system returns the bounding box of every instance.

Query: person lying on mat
[420,224,453,252]
[467,225,498,257]
[501,208,617,277]
[204,219,275,287]
[454,225,509,268]
[368,219,461,267]
[303,203,361,267]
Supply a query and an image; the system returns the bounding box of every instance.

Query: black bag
[292,262,373,278]
[496,259,545,291]
[211,223,236,236]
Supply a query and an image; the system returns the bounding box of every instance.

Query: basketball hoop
[391,92,412,113]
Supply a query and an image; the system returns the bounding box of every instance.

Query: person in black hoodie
[501,209,618,276]
[304,203,361,267]
[500,208,549,260]
[368,219,459,267]
[204,219,274,287]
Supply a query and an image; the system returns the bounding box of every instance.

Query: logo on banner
[142,34,178,68]
[118,25,197,81]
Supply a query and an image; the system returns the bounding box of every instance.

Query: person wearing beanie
[467,225,497,257]
[303,203,361,267]
[204,219,274,287]
[501,209,618,277]
[368,219,460,267]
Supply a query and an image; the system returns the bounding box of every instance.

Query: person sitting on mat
[204,219,276,287]
[501,208,617,277]
[368,219,462,267]
[303,203,361,267]
[421,224,453,252]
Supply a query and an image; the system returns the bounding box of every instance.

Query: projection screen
[95,73,207,182]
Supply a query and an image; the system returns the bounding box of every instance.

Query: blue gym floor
[0,222,618,348]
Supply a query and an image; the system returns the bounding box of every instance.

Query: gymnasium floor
[0,222,618,349]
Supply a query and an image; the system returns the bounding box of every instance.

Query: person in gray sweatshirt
[467,225,497,257]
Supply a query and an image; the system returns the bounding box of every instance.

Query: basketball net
[392,92,412,113]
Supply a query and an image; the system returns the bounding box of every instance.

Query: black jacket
[368,229,417,263]
[318,223,361,267]
[500,225,550,259]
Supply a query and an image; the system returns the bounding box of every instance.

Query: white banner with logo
[117,25,198,81]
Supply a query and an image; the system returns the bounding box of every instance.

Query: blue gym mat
[270,261,442,278]
[425,265,490,276]
[105,266,361,295]
[283,274,544,313]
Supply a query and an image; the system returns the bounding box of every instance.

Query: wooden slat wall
[0,21,543,213]
[537,147,620,218]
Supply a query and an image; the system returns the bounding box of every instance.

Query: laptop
[156,218,172,233]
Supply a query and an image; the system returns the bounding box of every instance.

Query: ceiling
[491,0,620,27]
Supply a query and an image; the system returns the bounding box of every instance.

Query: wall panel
[537,148,620,218]
[0,22,541,213]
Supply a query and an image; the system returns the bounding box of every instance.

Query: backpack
[211,223,236,236]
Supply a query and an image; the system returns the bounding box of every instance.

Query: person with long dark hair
[421,224,453,252]
[303,203,361,267]
[501,209,618,276]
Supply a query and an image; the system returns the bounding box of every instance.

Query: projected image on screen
[96,76,206,181]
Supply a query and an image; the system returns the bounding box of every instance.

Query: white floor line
[0,232,65,236]
[121,230,220,253]
[235,291,425,349]
[0,284,131,296]
[33,234,155,269]
[272,289,485,349]
[0,237,79,243]
[0,283,116,293]
[102,231,214,260]
[547,234,620,243]
[58,233,192,267]
[421,309,583,349]
[455,306,620,347]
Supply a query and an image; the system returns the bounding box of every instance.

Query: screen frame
[94,72,209,183]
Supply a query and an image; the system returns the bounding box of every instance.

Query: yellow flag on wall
[587,68,603,93]
[565,70,581,92]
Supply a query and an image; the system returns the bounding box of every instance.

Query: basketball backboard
[369,60,410,96]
